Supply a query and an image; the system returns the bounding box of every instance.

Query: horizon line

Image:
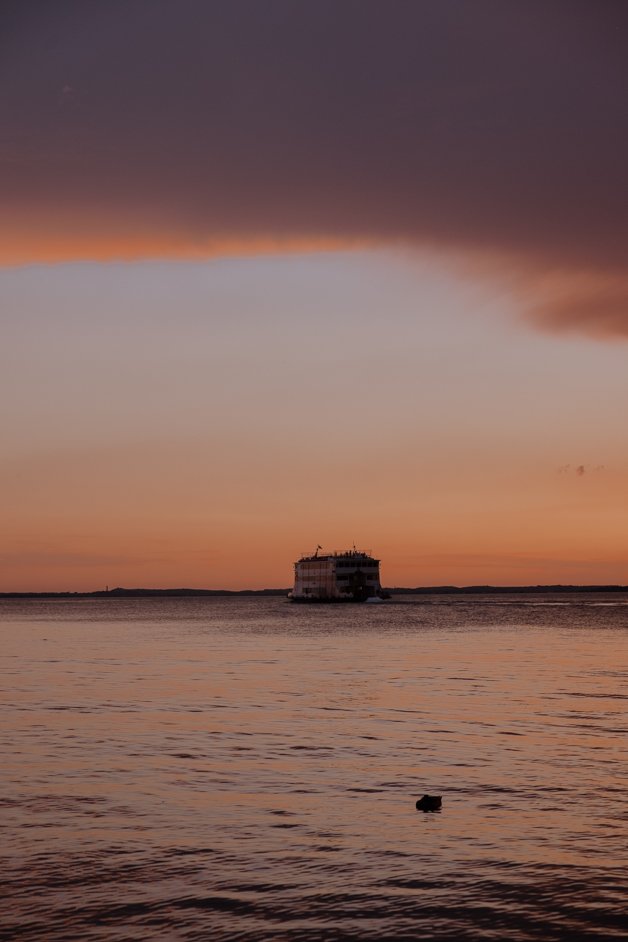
[1,584,627,599]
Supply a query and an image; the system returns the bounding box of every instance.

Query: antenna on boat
[314,544,322,557]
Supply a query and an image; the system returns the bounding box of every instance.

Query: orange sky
[2,251,627,590]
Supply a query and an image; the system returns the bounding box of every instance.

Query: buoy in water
[416,794,442,812]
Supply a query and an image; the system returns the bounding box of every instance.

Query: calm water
[1,595,627,941]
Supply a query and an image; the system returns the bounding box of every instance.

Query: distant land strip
[1,585,627,599]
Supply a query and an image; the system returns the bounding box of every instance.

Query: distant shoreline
[1,585,627,599]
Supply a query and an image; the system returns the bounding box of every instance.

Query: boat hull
[288,595,376,603]
[288,590,392,603]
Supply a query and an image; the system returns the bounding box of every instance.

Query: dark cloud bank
[2,1,628,336]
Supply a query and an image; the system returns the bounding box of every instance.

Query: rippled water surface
[2,595,627,940]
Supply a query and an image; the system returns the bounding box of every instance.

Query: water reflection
[1,595,627,940]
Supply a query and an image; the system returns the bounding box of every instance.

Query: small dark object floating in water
[416,794,442,812]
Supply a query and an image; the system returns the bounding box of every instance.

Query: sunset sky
[2,1,627,590]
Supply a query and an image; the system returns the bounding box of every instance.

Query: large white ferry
[288,547,389,602]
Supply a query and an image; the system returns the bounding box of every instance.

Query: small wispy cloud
[557,464,606,477]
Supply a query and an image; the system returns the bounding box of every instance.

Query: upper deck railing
[296,549,379,564]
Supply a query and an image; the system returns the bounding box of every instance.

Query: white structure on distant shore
[288,547,387,602]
